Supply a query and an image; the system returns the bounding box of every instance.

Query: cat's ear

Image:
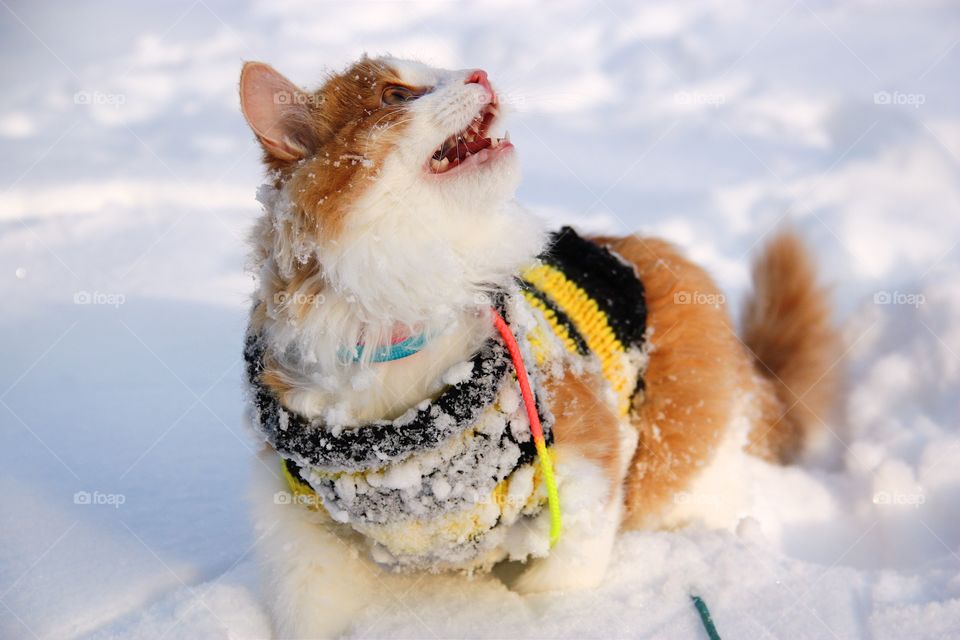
[240,62,318,162]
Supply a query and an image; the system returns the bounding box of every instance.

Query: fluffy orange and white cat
[239,56,840,638]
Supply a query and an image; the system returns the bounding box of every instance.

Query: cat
[239,55,840,638]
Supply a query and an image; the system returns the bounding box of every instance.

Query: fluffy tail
[741,231,842,463]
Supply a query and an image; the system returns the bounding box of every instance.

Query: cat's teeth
[431,158,442,171]
[439,157,450,170]
[504,130,510,142]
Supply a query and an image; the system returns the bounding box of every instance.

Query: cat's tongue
[444,137,492,162]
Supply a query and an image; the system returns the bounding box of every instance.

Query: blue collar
[346,332,429,363]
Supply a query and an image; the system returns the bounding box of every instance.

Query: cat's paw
[512,552,607,594]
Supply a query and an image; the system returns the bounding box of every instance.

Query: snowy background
[2,0,959,637]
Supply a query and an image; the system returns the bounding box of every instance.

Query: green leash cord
[690,595,722,640]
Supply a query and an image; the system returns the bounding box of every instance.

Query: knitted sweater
[244,227,648,571]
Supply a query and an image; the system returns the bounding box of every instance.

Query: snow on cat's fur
[240,55,841,638]
[244,57,543,423]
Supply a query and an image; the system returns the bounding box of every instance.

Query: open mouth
[428,103,511,174]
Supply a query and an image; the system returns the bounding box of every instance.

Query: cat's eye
[381,85,419,106]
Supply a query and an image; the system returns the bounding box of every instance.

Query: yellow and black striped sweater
[245,226,648,570]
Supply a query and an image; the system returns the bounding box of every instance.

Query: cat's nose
[465,69,496,104]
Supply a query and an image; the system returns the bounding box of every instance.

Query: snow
[443,360,475,387]
[2,0,959,638]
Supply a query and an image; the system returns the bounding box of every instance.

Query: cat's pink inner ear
[240,62,314,162]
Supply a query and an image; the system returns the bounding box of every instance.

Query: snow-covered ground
[2,0,959,637]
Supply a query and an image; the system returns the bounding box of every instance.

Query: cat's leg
[513,450,625,593]
[250,448,387,639]
[591,235,743,528]
[513,371,633,593]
